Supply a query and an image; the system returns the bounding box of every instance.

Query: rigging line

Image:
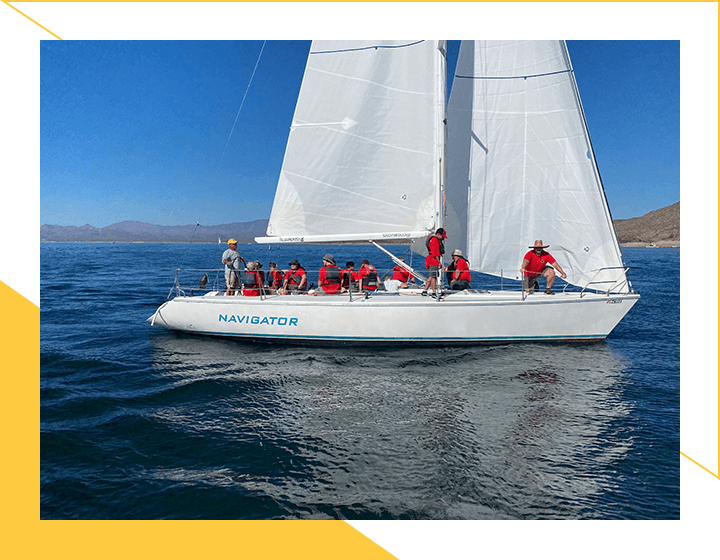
[216,40,267,172]
[179,42,266,279]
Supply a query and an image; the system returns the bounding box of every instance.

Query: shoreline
[620,242,680,248]
[41,240,681,248]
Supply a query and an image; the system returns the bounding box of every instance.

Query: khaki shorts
[225,271,239,289]
[427,265,440,278]
[522,267,551,290]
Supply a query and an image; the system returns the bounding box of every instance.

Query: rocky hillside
[613,202,679,246]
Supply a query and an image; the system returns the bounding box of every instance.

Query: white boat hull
[148,290,639,345]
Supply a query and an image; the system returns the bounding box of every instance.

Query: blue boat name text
[219,314,299,326]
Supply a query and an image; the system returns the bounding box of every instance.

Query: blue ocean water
[40,243,679,519]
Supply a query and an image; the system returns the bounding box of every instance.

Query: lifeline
[219,314,299,326]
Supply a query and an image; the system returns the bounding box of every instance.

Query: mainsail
[445,40,628,292]
[257,40,447,244]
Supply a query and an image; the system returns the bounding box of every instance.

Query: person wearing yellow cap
[222,239,244,295]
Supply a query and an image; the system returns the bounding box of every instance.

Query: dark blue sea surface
[40,243,679,519]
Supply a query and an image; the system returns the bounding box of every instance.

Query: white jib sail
[445,40,628,292]
[257,40,446,244]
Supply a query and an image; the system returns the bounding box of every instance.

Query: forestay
[445,40,628,292]
[257,40,446,245]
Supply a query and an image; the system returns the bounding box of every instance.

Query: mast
[436,40,448,235]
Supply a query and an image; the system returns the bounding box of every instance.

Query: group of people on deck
[221,240,387,297]
[421,228,567,298]
[221,231,567,298]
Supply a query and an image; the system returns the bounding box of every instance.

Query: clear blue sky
[40,40,679,227]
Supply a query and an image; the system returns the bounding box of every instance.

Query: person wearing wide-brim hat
[316,254,341,295]
[520,240,567,295]
[447,249,472,291]
[279,258,307,295]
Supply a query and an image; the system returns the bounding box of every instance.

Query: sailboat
[149,40,639,344]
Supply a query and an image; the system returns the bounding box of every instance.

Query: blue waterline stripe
[188,330,606,342]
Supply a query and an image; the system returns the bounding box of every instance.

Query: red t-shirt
[341,269,358,289]
[319,265,341,293]
[268,270,283,289]
[392,266,410,282]
[523,250,556,277]
[242,271,262,297]
[358,265,379,290]
[452,257,471,282]
[425,236,441,268]
[284,267,307,288]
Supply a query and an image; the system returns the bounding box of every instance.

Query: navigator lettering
[218,314,298,326]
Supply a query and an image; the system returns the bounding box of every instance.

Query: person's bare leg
[545,268,556,291]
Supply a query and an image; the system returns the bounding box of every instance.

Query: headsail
[445,40,628,292]
[257,40,447,244]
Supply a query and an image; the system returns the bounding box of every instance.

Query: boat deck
[175,288,636,307]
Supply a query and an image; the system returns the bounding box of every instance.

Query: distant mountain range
[40,219,269,243]
[41,202,680,245]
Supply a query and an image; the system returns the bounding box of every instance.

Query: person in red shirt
[392,256,414,288]
[280,259,307,295]
[422,228,447,297]
[340,262,358,293]
[266,262,283,293]
[521,240,567,295]
[358,259,380,292]
[317,254,342,294]
[242,261,263,297]
[447,249,472,290]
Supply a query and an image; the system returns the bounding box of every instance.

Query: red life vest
[268,270,283,289]
[242,271,261,297]
[286,267,307,291]
[359,266,379,290]
[320,265,341,293]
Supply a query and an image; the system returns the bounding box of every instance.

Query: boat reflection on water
[148,333,633,519]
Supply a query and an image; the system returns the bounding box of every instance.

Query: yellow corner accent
[2,0,63,41]
[680,452,720,481]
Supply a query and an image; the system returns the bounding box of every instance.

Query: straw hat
[529,239,549,249]
[452,249,463,257]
